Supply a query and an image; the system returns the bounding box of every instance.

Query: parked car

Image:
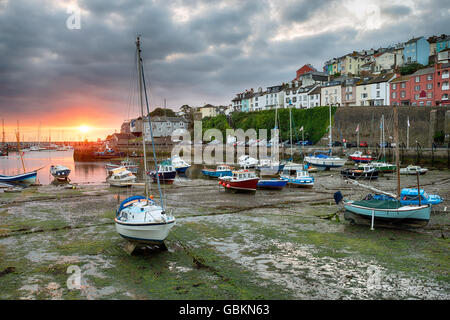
[297,140,313,146]
[346,142,357,148]
[359,141,368,148]
[332,141,342,147]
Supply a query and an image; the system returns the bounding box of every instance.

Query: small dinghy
[341,165,379,180]
[0,171,37,186]
[257,178,287,190]
[50,165,71,181]
[107,166,136,187]
[400,165,428,175]
[280,169,314,188]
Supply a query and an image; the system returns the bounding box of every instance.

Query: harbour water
[0,150,108,185]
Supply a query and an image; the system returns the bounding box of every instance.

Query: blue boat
[0,171,37,186]
[257,178,288,190]
[344,199,431,225]
[202,165,233,178]
[372,188,443,206]
[280,169,314,188]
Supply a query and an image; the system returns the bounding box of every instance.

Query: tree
[400,63,424,75]
[149,108,176,117]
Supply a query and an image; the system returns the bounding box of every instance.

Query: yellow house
[198,104,218,118]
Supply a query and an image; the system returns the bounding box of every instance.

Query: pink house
[390,75,412,106]
[435,62,450,105]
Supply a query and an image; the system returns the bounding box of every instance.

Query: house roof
[148,116,188,123]
[405,36,423,44]
[368,73,395,84]
[308,86,321,95]
[390,75,411,83]
[412,67,435,76]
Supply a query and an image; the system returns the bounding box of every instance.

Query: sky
[0,0,449,141]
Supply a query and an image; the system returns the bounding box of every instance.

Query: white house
[356,73,396,106]
[320,80,343,106]
[374,51,403,73]
[307,86,321,108]
[264,85,284,110]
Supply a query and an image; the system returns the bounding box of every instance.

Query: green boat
[358,161,396,173]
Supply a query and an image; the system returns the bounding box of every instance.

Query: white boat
[400,165,428,175]
[304,152,347,170]
[257,157,285,175]
[115,196,175,244]
[238,155,259,168]
[171,155,190,174]
[106,160,139,173]
[107,166,136,187]
[50,165,71,181]
[114,36,175,249]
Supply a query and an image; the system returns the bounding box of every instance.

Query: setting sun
[79,125,90,134]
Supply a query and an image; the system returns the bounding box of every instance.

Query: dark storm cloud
[0,0,449,120]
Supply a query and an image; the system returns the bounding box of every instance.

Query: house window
[392,83,397,90]
[415,76,420,82]
[293,97,297,102]
[376,83,380,89]
[415,85,420,91]
[426,101,432,106]
[286,91,290,95]
[415,94,419,100]
[427,83,433,90]
[376,91,380,98]
[286,98,290,103]
[427,92,433,99]
[427,74,433,81]
[392,92,397,99]
[401,82,406,88]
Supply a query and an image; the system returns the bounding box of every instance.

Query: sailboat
[341,105,431,227]
[1,119,8,156]
[114,36,175,248]
[304,105,346,170]
[0,126,37,186]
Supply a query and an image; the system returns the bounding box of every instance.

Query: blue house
[436,35,450,53]
[403,36,430,65]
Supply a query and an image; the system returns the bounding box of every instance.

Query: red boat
[219,170,259,193]
[349,151,375,163]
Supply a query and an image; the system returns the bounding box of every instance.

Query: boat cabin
[217,165,232,171]
[157,165,175,173]
[232,170,256,180]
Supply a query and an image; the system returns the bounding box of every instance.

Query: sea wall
[331,106,450,148]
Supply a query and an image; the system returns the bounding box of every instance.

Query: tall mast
[136,36,149,199]
[329,104,332,152]
[289,104,293,158]
[1,119,4,146]
[393,105,400,198]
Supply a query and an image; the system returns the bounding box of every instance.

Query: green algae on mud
[0,178,449,300]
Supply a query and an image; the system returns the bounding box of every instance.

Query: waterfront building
[241,90,254,113]
[355,73,395,106]
[341,77,360,106]
[409,67,435,106]
[403,36,430,66]
[264,85,284,110]
[250,88,265,112]
[435,62,450,106]
[283,81,301,109]
[390,75,413,106]
[321,80,343,106]
[307,86,321,108]
[231,92,244,113]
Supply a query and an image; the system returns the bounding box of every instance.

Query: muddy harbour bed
[0,169,449,300]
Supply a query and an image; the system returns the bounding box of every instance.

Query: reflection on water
[0,150,109,185]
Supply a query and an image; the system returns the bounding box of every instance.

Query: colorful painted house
[435,62,450,105]
[403,36,430,66]
[295,64,317,80]
[409,67,435,106]
[390,75,413,106]
[436,35,450,53]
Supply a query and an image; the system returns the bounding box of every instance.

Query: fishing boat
[372,188,443,206]
[50,165,71,181]
[280,169,314,188]
[238,155,258,168]
[107,166,136,187]
[304,152,347,170]
[148,161,176,184]
[341,165,378,180]
[340,105,431,227]
[171,155,191,174]
[358,161,396,173]
[219,170,259,192]
[348,151,376,163]
[202,165,233,178]
[105,160,139,173]
[400,165,428,175]
[115,36,175,250]
[257,178,288,190]
[256,157,285,175]
[0,171,37,186]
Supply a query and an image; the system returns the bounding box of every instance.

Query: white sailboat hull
[304,156,347,168]
[114,219,175,244]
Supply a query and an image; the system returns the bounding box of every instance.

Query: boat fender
[226,184,230,188]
